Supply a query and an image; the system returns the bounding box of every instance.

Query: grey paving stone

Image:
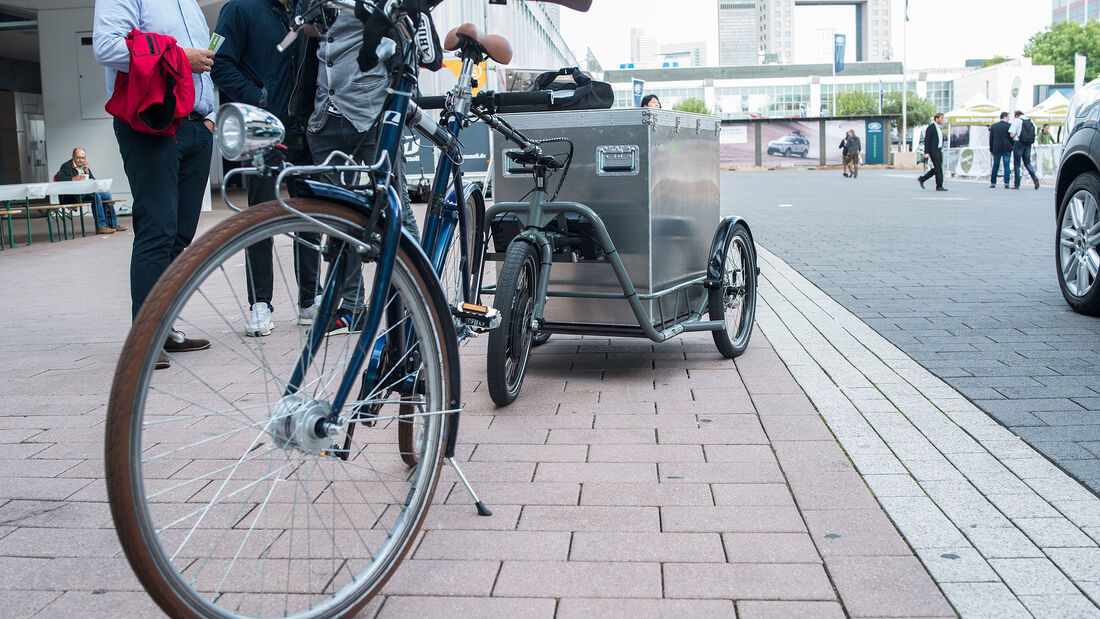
[913,546,1000,583]
[988,557,1080,595]
[1016,594,1100,619]
[938,582,1032,618]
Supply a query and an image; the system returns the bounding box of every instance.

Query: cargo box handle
[596,145,639,176]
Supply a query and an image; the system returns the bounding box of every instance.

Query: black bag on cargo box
[516,67,614,112]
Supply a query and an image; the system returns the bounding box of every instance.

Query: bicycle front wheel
[106,200,457,618]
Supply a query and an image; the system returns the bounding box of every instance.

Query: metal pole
[901,13,908,151]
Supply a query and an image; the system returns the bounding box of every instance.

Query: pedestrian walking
[211,0,322,337]
[94,0,215,368]
[1009,110,1040,190]
[841,129,861,178]
[989,111,1012,189]
[918,112,946,191]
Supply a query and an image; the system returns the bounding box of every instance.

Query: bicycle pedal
[451,302,501,331]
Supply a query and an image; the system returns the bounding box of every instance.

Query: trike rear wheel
[709,221,757,358]
[487,240,539,406]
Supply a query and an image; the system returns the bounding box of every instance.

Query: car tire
[783,147,791,157]
[1057,171,1100,315]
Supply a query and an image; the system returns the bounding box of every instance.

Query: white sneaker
[297,295,323,325]
[245,302,274,337]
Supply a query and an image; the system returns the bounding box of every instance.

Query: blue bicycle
[104,0,589,616]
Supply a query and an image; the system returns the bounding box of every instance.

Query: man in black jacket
[212,0,321,337]
[918,112,946,191]
[989,112,1012,188]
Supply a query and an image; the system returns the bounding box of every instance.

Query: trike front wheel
[709,221,757,358]
[487,240,539,406]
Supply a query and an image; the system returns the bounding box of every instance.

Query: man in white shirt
[918,112,946,191]
[1008,110,1040,190]
[94,0,216,367]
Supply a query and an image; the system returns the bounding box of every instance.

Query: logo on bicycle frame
[382,110,402,126]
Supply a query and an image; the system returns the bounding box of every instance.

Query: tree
[981,56,1010,68]
[834,90,879,116]
[672,98,709,114]
[1024,20,1100,83]
[882,92,935,128]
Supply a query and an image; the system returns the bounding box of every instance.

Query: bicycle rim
[106,201,452,618]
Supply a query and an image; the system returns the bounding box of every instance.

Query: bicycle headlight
[215,103,285,161]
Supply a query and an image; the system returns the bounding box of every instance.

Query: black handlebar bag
[515,67,614,112]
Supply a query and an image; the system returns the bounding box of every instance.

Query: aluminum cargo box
[491,108,720,328]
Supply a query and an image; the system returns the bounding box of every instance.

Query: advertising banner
[762,120,818,166]
[825,120,863,166]
[864,119,884,164]
[633,79,645,107]
[834,34,846,73]
[719,123,756,168]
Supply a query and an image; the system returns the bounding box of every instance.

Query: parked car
[766,134,810,158]
[1055,78,1100,315]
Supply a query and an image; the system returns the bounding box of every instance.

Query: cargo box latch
[596,145,639,176]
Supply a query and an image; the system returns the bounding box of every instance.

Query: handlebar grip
[416,96,448,109]
[494,90,553,109]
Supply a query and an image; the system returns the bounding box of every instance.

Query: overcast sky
[559,0,1052,71]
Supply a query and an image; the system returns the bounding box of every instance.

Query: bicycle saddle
[443,23,512,65]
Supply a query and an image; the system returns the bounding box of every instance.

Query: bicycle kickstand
[446,457,492,516]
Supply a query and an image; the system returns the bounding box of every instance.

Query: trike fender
[704,216,757,289]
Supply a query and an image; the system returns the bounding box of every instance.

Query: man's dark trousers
[114,118,212,319]
[244,144,321,310]
[919,150,944,189]
[991,151,1010,186]
[1013,142,1038,187]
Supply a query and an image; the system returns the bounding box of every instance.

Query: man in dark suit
[918,112,946,191]
[989,112,1012,188]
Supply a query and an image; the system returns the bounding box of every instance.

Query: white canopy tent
[1027,91,1070,125]
[944,95,1003,126]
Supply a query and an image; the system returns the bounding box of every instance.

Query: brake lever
[276,28,299,52]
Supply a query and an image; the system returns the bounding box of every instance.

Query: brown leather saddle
[443,23,513,65]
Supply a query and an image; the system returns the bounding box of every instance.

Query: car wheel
[1057,171,1100,315]
[784,147,791,157]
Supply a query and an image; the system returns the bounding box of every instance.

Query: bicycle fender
[443,179,482,209]
[704,216,756,289]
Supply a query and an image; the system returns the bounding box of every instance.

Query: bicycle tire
[709,221,757,358]
[486,240,539,406]
[106,199,458,618]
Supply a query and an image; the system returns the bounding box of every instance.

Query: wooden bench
[0,207,24,250]
[61,199,128,238]
[25,203,83,242]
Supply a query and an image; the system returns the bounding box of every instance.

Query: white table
[0,179,114,247]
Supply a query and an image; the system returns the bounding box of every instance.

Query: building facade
[1052,0,1100,23]
[604,58,1054,122]
[718,0,891,66]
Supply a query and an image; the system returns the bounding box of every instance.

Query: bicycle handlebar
[416,90,554,111]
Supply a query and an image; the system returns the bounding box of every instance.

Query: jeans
[114,118,213,319]
[991,152,1010,186]
[307,114,419,314]
[1012,142,1037,187]
[244,143,321,310]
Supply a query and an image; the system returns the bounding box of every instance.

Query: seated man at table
[54,147,125,235]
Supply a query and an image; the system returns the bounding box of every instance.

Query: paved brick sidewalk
[723,169,1100,493]
[0,206,953,616]
[756,245,1100,617]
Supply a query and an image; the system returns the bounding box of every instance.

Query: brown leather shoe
[96,226,115,234]
[164,330,211,352]
[112,224,128,232]
[155,352,170,370]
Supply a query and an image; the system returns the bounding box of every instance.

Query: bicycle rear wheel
[106,200,458,618]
